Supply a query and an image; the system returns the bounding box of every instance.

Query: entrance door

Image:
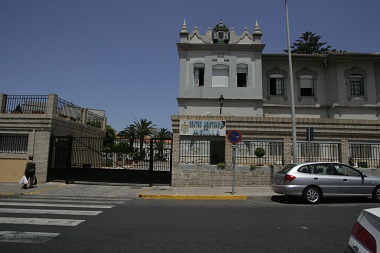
[210,140,225,164]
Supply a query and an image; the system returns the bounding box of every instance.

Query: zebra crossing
[0,195,126,244]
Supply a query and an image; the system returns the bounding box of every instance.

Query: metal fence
[179,139,345,166]
[236,140,284,165]
[296,141,341,163]
[349,143,380,168]
[56,97,82,122]
[3,95,102,129]
[0,134,28,153]
[179,138,225,164]
[4,95,48,114]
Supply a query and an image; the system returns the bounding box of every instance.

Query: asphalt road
[0,195,378,253]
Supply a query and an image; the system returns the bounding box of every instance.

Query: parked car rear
[345,207,380,253]
[271,162,380,204]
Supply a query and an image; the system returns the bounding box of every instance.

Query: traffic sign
[227,130,242,144]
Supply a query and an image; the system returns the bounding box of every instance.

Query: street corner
[21,183,67,196]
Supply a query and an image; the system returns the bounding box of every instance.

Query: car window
[333,164,361,177]
[312,164,338,175]
[278,164,296,174]
[297,165,310,173]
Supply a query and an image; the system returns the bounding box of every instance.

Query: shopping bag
[19,175,28,185]
[33,176,37,185]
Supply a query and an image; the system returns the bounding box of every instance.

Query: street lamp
[219,95,224,115]
[285,0,298,162]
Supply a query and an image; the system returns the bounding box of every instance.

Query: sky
[1,0,379,132]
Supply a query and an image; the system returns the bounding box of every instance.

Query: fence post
[341,139,349,164]
[65,135,74,184]
[47,94,58,117]
[0,93,6,114]
[283,138,292,164]
[149,139,154,186]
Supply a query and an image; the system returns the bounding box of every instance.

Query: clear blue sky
[1,0,379,132]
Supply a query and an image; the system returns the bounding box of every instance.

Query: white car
[345,207,380,253]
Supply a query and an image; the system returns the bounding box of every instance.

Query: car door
[332,163,372,195]
[311,163,342,196]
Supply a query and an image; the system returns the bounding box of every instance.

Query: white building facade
[171,20,380,187]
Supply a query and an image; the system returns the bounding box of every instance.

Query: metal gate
[47,136,172,185]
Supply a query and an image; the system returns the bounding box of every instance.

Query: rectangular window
[0,134,28,153]
[300,75,314,96]
[270,75,284,95]
[194,64,205,87]
[237,64,248,87]
[194,67,204,87]
[237,73,247,87]
[349,74,364,95]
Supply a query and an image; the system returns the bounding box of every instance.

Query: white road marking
[0,202,114,209]
[8,198,124,205]
[0,217,85,226]
[0,231,59,243]
[0,208,102,216]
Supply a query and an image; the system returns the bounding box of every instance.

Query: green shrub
[254,147,266,158]
[217,162,226,169]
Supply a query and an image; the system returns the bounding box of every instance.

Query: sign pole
[227,130,242,195]
[231,145,236,195]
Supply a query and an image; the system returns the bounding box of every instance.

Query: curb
[138,187,248,200]
[0,192,16,196]
[138,194,248,200]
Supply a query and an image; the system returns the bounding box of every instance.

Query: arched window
[296,68,318,101]
[344,67,367,100]
[269,74,284,95]
[212,64,229,87]
[299,75,314,96]
[265,67,288,100]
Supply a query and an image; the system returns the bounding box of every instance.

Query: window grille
[0,134,28,153]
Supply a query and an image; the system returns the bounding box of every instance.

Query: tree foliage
[104,125,116,151]
[133,118,156,160]
[286,31,332,54]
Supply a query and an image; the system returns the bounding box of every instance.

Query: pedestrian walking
[23,155,36,189]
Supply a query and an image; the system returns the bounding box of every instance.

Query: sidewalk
[0,182,277,200]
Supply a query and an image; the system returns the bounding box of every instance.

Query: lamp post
[285,0,298,163]
[219,95,224,115]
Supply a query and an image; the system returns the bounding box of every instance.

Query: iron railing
[0,134,28,153]
[179,139,225,164]
[349,143,380,168]
[56,97,82,122]
[236,140,284,165]
[297,141,341,163]
[4,95,48,114]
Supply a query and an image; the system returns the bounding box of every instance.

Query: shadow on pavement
[270,195,376,205]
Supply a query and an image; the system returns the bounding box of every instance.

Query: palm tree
[154,127,172,139]
[120,124,137,149]
[133,118,156,160]
[153,128,172,160]
[285,31,332,54]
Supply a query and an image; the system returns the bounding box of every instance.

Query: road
[0,194,378,252]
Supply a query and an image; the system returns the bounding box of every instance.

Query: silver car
[271,162,380,204]
[345,207,380,253]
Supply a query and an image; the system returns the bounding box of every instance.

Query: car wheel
[303,187,321,204]
[372,186,380,203]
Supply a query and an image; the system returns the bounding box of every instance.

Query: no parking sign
[227,130,242,144]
